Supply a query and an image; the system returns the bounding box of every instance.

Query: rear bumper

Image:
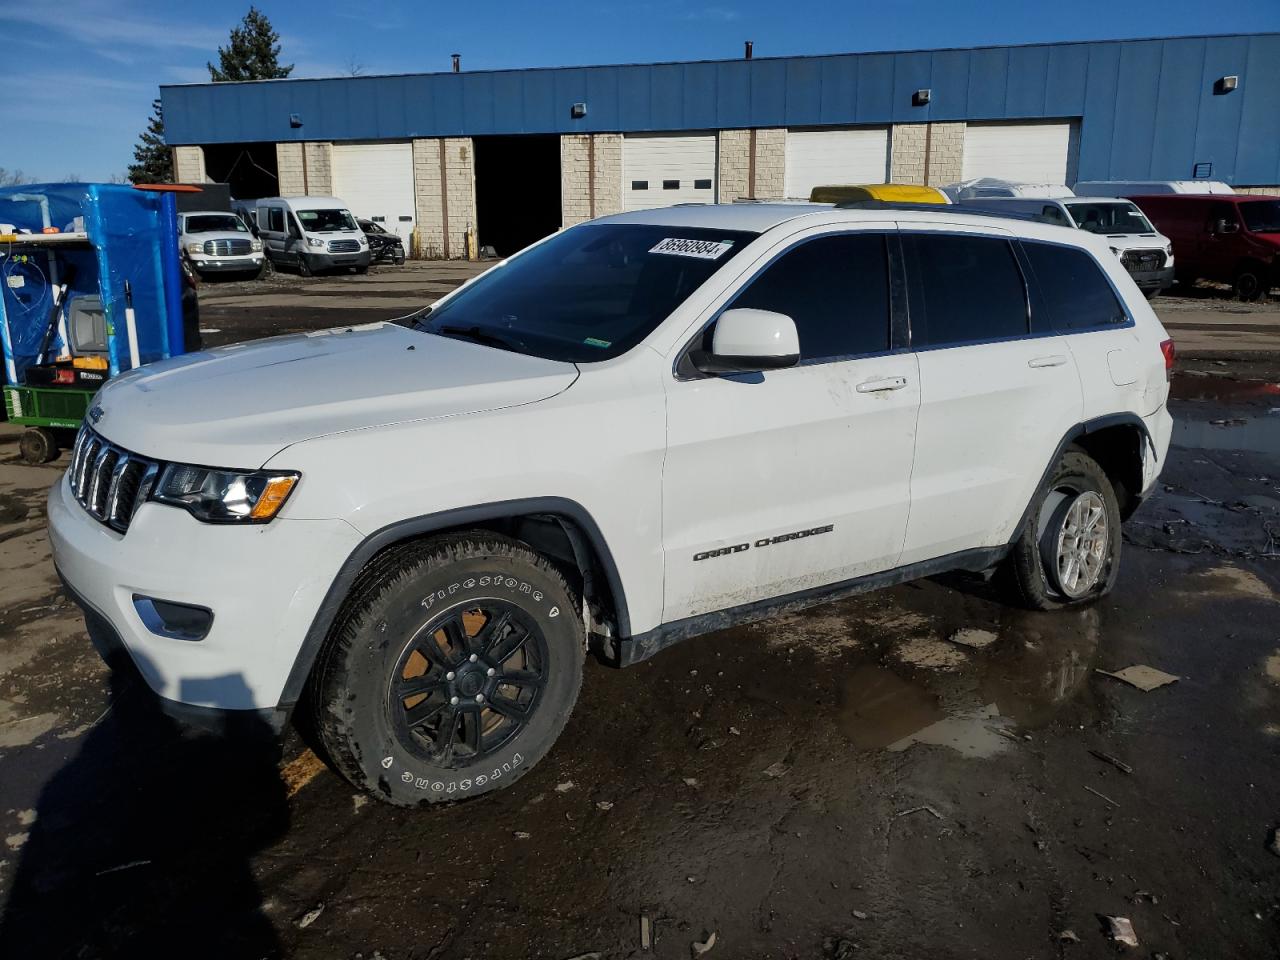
[1139,403,1174,499]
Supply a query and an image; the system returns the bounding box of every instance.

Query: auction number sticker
[649,237,734,259]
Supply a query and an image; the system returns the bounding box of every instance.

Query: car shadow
[0,656,289,959]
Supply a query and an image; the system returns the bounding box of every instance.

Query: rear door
[1022,239,1157,430]
[898,226,1084,565]
[661,226,919,621]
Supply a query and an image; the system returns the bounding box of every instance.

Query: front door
[661,228,919,622]
[1200,201,1242,283]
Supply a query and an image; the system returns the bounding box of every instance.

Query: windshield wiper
[435,323,524,353]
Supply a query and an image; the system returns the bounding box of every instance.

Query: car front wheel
[1001,450,1122,611]
[309,533,585,806]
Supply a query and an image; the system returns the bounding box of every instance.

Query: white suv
[48,203,1174,805]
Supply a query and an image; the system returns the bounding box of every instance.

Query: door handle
[856,376,908,393]
[1027,355,1068,368]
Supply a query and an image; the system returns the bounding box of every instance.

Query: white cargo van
[943,178,1075,201]
[1073,180,1235,198]
[962,196,1175,297]
[254,196,371,276]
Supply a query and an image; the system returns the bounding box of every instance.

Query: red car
[1130,194,1280,300]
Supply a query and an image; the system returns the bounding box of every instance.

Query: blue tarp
[0,183,183,384]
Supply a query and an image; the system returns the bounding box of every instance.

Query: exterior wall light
[1214,75,1238,94]
[289,113,303,128]
[913,88,931,106]
[571,102,587,119]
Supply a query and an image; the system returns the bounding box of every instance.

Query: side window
[1023,241,1127,331]
[729,234,891,362]
[906,233,1027,347]
[1208,201,1236,231]
[267,207,284,233]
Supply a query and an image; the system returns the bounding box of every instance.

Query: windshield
[1064,201,1155,235]
[297,208,359,232]
[419,223,757,362]
[185,214,247,234]
[1241,200,1280,233]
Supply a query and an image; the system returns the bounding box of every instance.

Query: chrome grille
[203,238,252,256]
[68,427,159,534]
[327,239,360,253]
[1120,248,1166,273]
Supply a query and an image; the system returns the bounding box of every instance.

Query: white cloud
[0,1,226,61]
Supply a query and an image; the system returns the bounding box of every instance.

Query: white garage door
[961,122,1077,185]
[785,128,890,199]
[623,133,717,211]
[330,142,416,243]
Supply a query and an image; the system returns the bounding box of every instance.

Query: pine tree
[207,7,294,82]
[127,99,172,184]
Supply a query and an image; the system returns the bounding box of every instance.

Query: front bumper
[48,474,362,715]
[306,249,371,270]
[1129,265,1175,293]
[190,254,264,274]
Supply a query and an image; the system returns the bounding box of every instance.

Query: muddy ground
[0,265,1278,959]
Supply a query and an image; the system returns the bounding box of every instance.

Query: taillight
[1160,338,1175,380]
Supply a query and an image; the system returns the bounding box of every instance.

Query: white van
[962,196,1175,297]
[943,178,1075,201]
[1072,180,1235,198]
[254,196,371,276]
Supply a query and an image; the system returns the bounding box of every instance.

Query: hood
[91,323,578,467]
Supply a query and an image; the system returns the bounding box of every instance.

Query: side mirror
[691,308,800,375]
[1215,218,1239,235]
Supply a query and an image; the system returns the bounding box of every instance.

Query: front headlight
[185,241,205,255]
[153,464,300,523]
[251,238,263,252]
[306,236,325,248]
[357,235,368,247]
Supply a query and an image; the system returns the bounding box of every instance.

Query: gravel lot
[1,263,1278,959]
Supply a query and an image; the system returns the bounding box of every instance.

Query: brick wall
[172,145,207,183]
[561,133,623,226]
[275,142,334,195]
[890,123,967,186]
[717,128,786,201]
[412,137,476,259]
[1235,186,1280,196]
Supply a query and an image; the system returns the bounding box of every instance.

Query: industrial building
[159,32,1280,259]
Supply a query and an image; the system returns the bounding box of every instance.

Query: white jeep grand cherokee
[49,203,1174,805]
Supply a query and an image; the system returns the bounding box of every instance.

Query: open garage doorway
[203,142,280,200]
[473,135,561,258]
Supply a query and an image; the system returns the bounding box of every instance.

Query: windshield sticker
[649,237,735,259]
[583,337,612,349]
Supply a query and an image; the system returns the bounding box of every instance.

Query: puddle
[1170,375,1280,405]
[1173,416,1280,456]
[838,609,1101,758]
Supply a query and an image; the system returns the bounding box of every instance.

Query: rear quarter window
[1022,241,1128,331]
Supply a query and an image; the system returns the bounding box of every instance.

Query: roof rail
[834,199,1061,224]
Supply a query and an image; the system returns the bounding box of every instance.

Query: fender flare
[277,497,630,710]
[1010,412,1155,541]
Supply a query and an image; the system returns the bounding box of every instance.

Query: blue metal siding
[161,34,1280,185]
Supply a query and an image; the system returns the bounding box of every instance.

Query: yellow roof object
[809,183,951,205]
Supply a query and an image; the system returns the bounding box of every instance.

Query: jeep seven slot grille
[68,426,159,534]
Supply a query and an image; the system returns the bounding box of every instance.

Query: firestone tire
[1000,450,1122,611]
[308,533,584,807]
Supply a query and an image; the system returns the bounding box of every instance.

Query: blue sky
[2,0,1278,181]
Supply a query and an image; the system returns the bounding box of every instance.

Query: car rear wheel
[1234,264,1267,302]
[1000,450,1122,611]
[308,533,585,806]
